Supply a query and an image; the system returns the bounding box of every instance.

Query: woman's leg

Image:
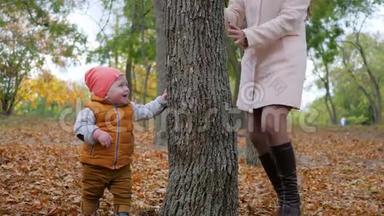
[247,108,269,155]
[260,105,291,145]
[261,105,300,215]
[247,109,283,207]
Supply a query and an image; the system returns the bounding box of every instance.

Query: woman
[225,0,310,215]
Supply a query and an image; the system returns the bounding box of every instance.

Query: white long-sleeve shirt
[73,96,167,145]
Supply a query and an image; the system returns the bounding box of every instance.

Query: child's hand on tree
[93,129,112,148]
[161,89,168,101]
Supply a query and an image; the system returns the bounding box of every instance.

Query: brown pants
[81,163,132,215]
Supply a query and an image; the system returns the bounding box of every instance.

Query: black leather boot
[259,152,284,207]
[271,142,301,216]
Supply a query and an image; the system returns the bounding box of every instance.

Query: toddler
[74,66,167,216]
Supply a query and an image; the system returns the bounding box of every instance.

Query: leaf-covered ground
[0,117,383,215]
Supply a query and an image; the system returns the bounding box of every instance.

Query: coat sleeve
[243,0,310,48]
[224,0,246,28]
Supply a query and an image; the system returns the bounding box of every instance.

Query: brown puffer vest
[80,96,134,170]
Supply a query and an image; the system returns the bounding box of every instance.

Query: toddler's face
[106,76,130,105]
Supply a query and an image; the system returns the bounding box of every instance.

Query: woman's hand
[227,23,248,49]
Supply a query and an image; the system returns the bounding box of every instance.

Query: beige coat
[225,0,310,112]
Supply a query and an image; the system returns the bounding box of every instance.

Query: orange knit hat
[85,66,122,98]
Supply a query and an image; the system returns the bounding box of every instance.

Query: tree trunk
[1,98,13,116]
[341,44,381,124]
[142,64,151,105]
[245,136,259,166]
[324,91,337,124]
[141,64,151,130]
[323,63,338,125]
[311,54,338,125]
[226,38,241,104]
[125,57,133,100]
[153,0,168,146]
[355,40,382,124]
[162,0,238,215]
[132,65,137,101]
[0,70,23,116]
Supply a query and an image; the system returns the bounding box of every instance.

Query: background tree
[334,33,384,124]
[88,0,156,100]
[0,0,86,116]
[341,17,382,123]
[153,0,168,146]
[87,0,157,130]
[153,0,246,147]
[306,0,384,125]
[161,0,238,215]
[15,71,87,117]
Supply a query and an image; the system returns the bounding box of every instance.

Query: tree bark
[226,38,241,104]
[153,0,168,146]
[341,42,382,124]
[245,136,259,166]
[141,64,151,130]
[125,57,133,100]
[0,65,25,116]
[322,56,338,125]
[354,37,382,124]
[310,53,338,125]
[162,0,238,215]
